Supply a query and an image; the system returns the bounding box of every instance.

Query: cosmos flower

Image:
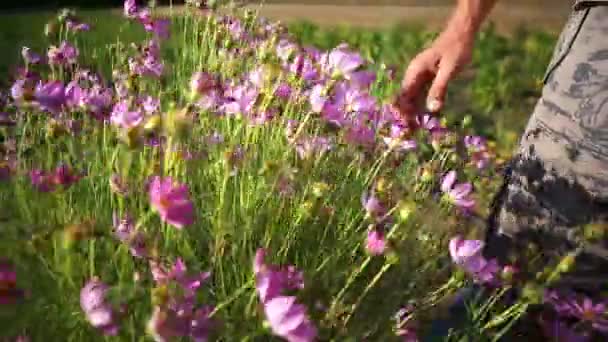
[361,191,387,219]
[326,47,364,76]
[190,72,218,97]
[110,101,144,129]
[253,249,304,304]
[448,236,498,284]
[34,80,66,114]
[80,279,119,335]
[112,212,148,258]
[440,171,475,211]
[29,164,82,192]
[124,0,138,18]
[143,19,170,40]
[21,47,43,65]
[0,259,24,305]
[66,19,91,32]
[47,41,79,66]
[570,297,608,332]
[365,230,387,256]
[382,123,417,152]
[294,136,332,160]
[264,296,317,342]
[148,176,195,228]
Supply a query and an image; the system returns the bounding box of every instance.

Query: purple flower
[383,123,417,151]
[110,101,143,129]
[253,249,304,304]
[143,19,170,40]
[47,41,78,66]
[264,296,317,342]
[440,171,475,210]
[147,306,191,342]
[348,70,376,89]
[146,259,214,341]
[64,81,84,109]
[365,230,387,256]
[571,297,608,332]
[53,164,82,188]
[276,39,297,62]
[308,85,327,113]
[449,236,498,284]
[288,54,318,81]
[248,109,275,126]
[66,19,91,32]
[149,176,195,228]
[416,114,441,132]
[80,279,119,335]
[464,135,487,153]
[274,82,292,100]
[124,0,138,18]
[0,259,24,305]
[81,86,114,116]
[221,84,258,117]
[327,47,364,76]
[29,164,81,192]
[294,136,332,160]
[21,47,42,65]
[34,80,66,113]
[190,72,218,96]
[112,212,148,258]
[344,124,376,148]
[30,169,54,192]
[140,95,160,115]
[361,191,386,219]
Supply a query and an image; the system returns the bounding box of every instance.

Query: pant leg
[484,6,608,296]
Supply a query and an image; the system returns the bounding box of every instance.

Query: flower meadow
[1,2,608,341]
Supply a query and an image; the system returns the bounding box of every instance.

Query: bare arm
[396,0,498,119]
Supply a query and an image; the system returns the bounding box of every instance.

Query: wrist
[451,0,496,36]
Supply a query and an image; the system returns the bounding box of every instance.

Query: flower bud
[397,200,415,223]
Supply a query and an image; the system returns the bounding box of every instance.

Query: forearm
[449,0,499,36]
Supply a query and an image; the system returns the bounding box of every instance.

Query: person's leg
[485,4,608,298]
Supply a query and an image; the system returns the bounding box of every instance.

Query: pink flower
[80,279,119,335]
[365,230,387,256]
[264,296,317,342]
[110,101,143,129]
[253,249,304,304]
[571,297,608,332]
[440,171,475,210]
[0,259,24,305]
[124,0,138,18]
[47,41,78,66]
[449,236,498,284]
[149,176,195,228]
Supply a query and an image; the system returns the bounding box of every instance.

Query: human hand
[395,15,478,121]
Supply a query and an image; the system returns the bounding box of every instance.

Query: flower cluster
[254,249,317,342]
[147,258,215,341]
[80,278,121,335]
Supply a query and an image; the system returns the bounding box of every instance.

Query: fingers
[396,52,436,120]
[426,59,458,113]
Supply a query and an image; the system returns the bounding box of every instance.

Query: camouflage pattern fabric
[484,4,608,295]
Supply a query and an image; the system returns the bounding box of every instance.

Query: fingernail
[426,98,441,112]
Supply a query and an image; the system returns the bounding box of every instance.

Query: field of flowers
[3,2,604,341]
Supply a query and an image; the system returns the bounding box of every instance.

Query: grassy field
[2,3,596,342]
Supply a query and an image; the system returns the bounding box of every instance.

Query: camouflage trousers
[484,4,608,295]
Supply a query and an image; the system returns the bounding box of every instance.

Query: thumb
[426,61,457,113]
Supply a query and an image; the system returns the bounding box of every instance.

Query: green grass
[0,4,571,341]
